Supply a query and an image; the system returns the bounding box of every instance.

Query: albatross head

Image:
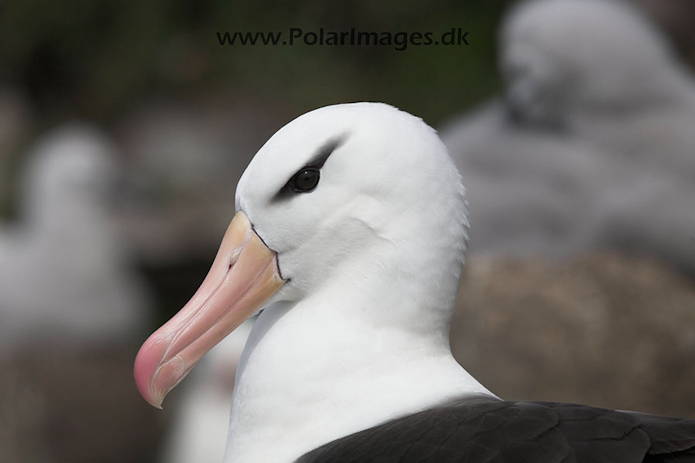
[22,124,119,228]
[235,102,468,301]
[135,103,482,460]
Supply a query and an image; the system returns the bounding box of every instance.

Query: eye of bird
[291,168,320,192]
[271,136,346,202]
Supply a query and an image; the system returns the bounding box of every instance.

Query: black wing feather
[296,397,695,463]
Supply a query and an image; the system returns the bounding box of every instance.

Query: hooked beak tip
[133,337,170,409]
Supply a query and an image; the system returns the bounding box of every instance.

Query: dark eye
[291,168,320,192]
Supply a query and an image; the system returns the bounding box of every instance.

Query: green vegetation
[0,0,508,125]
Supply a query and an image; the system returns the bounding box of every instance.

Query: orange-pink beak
[134,211,285,408]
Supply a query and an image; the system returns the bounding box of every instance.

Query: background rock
[453,253,695,417]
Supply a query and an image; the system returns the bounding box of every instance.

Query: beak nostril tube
[228,246,244,271]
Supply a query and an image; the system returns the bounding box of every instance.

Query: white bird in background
[135,103,695,463]
[442,0,695,272]
[0,124,151,352]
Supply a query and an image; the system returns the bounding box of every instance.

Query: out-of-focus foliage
[0,0,508,125]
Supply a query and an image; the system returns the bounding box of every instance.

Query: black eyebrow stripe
[306,135,347,169]
[271,134,348,202]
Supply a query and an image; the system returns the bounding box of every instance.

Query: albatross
[0,124,150,351]
[135,103,695,462]
[460,0,695,272]
[500,0,695,180]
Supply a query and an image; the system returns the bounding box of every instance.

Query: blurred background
[1,0,694,462]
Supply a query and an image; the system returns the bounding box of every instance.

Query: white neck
[223,259,493,463]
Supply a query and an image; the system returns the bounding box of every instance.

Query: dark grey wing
[296,398,695,463]
[625,411,695,462]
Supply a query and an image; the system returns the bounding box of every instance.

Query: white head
[500,0,694,126]
[135,103,481,461]
[236,102,468,311]
[21,124,119,229]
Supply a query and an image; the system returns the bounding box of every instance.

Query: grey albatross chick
[134,103,695,463]
[500,0,695,181]
[439,101,608,259]
[489,0,695,272]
